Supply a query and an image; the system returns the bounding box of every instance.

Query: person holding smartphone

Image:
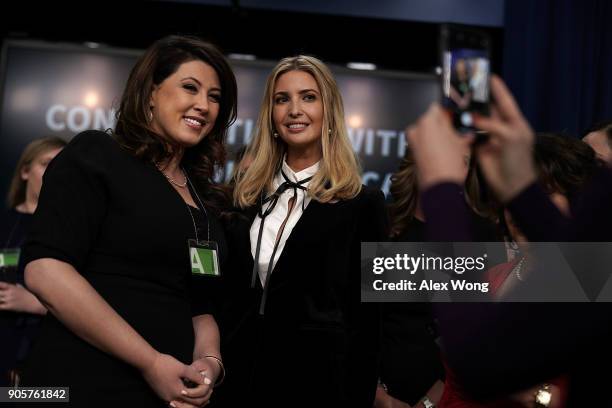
[19,35,237,407]
[406,75,612,407]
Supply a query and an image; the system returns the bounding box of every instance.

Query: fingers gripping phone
[440,24,491,133]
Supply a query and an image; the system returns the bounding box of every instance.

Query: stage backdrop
[0,40,438,202]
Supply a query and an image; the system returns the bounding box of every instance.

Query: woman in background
[376,145,500,408]
[0,136,66,386]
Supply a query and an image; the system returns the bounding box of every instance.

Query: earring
[148,110,153,123]
[273,131,279,138]
[328,128,332,134]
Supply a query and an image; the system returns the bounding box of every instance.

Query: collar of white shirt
[273,158,320,190]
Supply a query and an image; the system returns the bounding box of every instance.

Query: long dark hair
[113,35,237,214]
[534,133,599,198]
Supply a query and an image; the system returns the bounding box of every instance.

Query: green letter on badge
[190,247,219,276]
[0,250,20,267]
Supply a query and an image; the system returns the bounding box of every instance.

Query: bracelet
[203,355,225,387]
[421,395,436,408]
[377,378,388,392]
[534,383,551,407]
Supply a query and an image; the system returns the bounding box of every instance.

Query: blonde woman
[219,56,388,406]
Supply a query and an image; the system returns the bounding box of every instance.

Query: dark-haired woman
[20,35,237,408]
[376,146,501,408]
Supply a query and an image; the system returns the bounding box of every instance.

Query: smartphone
[440,24,491,132]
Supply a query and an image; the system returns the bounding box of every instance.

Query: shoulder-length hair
[388,147,488,238]
[388,148,419,238]
[7,136,67,208]
[233,55,362,208]
[113,35,237,213]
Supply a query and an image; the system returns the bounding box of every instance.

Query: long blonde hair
[233,55,362,208]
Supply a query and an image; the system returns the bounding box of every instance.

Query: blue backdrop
[503,0,612,136]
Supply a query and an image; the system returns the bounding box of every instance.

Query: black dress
[379,218,443,405]
[19,130,227,407]
[215,186,388,407]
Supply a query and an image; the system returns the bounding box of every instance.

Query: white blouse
[250,159,320,286]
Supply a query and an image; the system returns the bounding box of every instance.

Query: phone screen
[441,26,491,132]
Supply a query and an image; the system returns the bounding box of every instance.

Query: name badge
[188,240,220,277]
[0,249,20,267]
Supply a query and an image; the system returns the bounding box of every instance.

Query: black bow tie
[258,170,313,218]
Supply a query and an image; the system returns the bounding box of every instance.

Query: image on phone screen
[442,48,490,131]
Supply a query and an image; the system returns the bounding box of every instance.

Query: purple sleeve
[508,166,612,242]
[506,183,570,241]
[421,183,473,242]
[567,166,612,241]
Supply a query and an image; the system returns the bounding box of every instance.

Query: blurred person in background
[407,75,612,407]
[582,119,612,165]
[375,145,500,408]
[0,136,66,386]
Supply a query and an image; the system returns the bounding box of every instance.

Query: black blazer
[215,186,388,407]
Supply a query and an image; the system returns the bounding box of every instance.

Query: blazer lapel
[268,199,323,278]
[247,198,332,288]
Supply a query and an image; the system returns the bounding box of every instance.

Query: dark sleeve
[351,187,389,406]
[358,187,389,241]
[422,183,473,242]
[190,281,215,317]
[435,302,609,399]
[506,183,570,241]
[508,166,612,242]
[21,131,110,273]
[565,166,612,241]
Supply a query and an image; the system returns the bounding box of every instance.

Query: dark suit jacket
[215,186,388,407]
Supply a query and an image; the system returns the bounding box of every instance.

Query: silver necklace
[512,257,526,282]
[185,173,210,242]
[156,163,187,188]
